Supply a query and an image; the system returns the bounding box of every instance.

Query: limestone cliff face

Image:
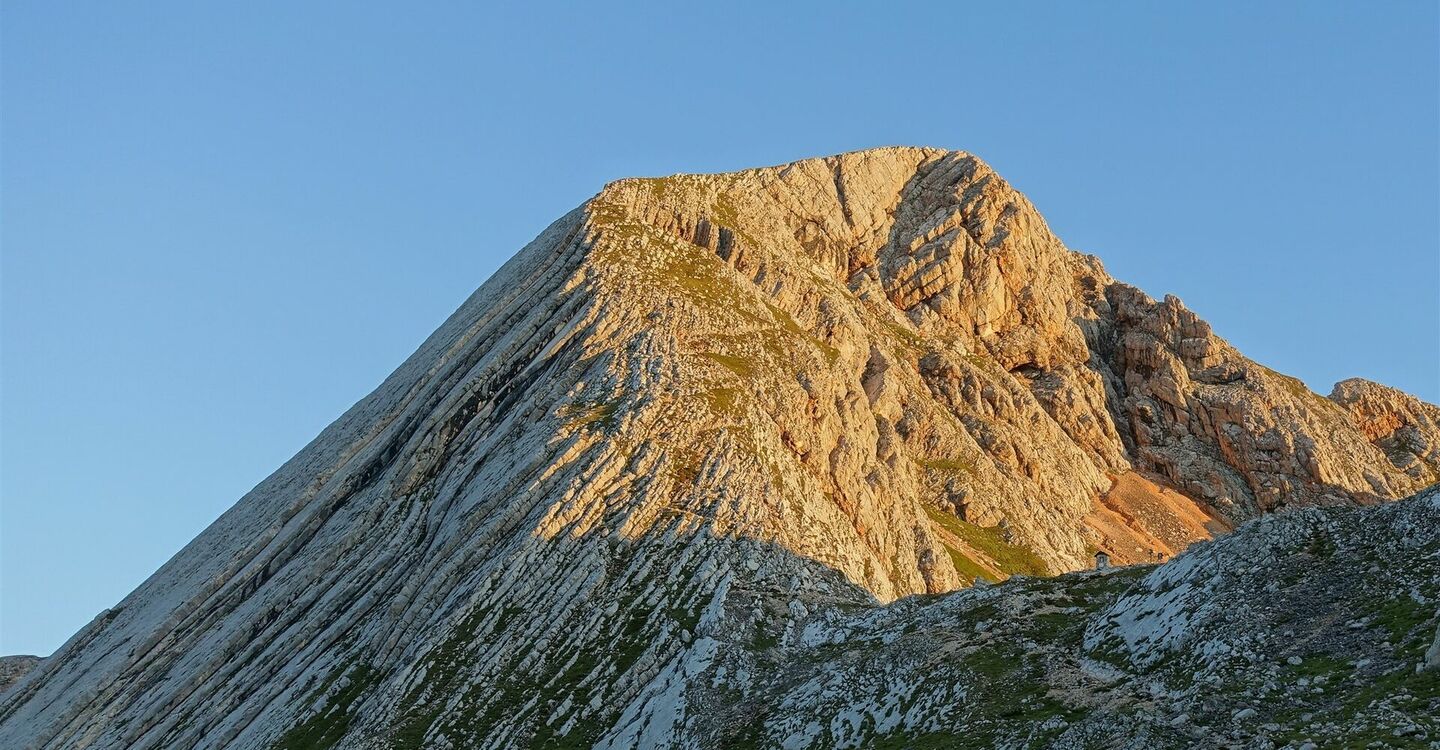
[1330,377,1440,476]
[1,147,1434,750]
[586,145,1436,570]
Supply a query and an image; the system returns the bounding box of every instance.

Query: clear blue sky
[2,2,1436,656]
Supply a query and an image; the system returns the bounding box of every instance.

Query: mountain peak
[608,145,967,184]
[3,148,1436,749]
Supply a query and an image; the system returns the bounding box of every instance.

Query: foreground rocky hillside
[1,147,1436,749]
[677,487,1439,749]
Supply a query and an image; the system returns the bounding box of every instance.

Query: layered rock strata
[2,147,1435,749]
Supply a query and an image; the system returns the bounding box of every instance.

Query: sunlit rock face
[2,148,1435,749]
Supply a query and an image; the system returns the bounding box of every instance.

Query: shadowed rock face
[686,489,1440,749]
[1,147,1435,749]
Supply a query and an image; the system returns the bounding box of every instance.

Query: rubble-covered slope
[681,487,1440,749]
[1,147,1436,749]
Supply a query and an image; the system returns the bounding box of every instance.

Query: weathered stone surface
[674,489,1440,748]
[0,658,40,695]
[1330,377,1440,480]
[1426,622,1440,671]
[0,147,1433,749]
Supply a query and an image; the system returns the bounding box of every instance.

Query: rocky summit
[2,147,1436,749]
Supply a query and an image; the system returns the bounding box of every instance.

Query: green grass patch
[750,624,781,653]
[702,351,754,378]
[1265,367,1314,400]
[1260,365,1345,416]
[709,193,762,249]
[659,250,742,306]
[1286,654,1353,680]
[634,176,677,203]
[924,506,1049,578]
[881,319,929,354]
[940,543,997,586]
[1371,595,1435,642]
[872,729,995,749]
[274,662,381,750]
[1308,660,1440,746]
[561,400,620,431]
[958,643,1084,734]
[763,300,840,365]
[703,388,741,415]
[1028,610,1083,644]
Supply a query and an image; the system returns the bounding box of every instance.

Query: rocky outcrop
[1096,288,1439,516]
[0,147,1434,749]
[1427,623,1440,671]
[1330,377,1440,480]
[0,658,39,695]
[675,487,1440,748]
